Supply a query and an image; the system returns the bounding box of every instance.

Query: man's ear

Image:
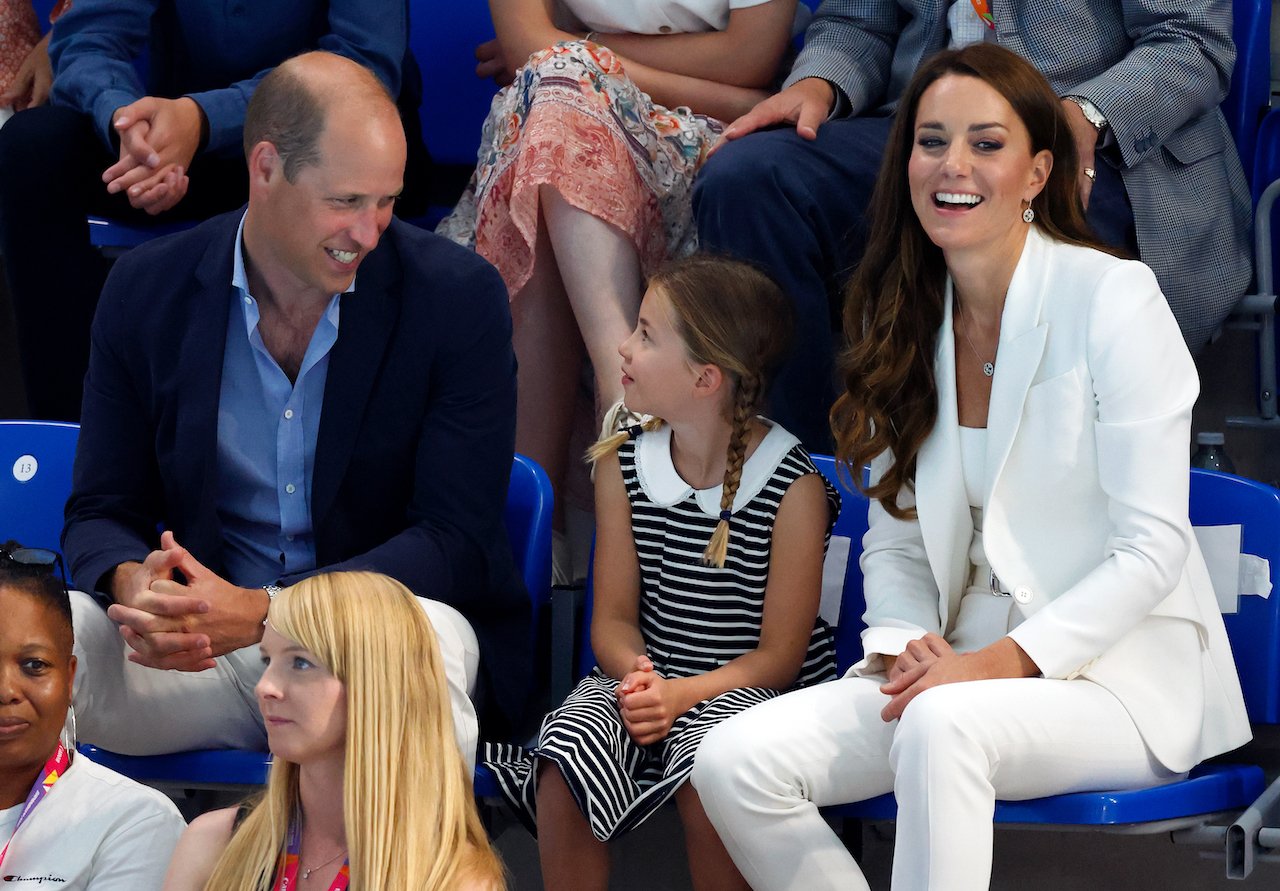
[247,141,281,188]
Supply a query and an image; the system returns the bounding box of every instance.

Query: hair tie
[626,424,644,440]
[718,510,732,523]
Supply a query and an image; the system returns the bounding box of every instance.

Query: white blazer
[854,226,1250,773]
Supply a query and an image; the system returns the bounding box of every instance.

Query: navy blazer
[63,210,531,728]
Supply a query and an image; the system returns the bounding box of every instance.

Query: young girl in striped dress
[484,255,838,890]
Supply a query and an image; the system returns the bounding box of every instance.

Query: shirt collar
[634,420,800,515]
[231,210,357,303]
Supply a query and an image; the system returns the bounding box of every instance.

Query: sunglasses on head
[0,545,69,593]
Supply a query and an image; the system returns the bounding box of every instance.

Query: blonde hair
[203,572,504,891]
[589,255,793,567]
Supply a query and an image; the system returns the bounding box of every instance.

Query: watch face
[1071,97,1106,131]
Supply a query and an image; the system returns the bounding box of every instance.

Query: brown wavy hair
[830,43,1117,518]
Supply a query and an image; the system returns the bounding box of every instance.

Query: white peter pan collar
[634,420,799,516]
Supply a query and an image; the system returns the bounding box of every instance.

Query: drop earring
[1022,205,1035,223]
[61,704,78,752]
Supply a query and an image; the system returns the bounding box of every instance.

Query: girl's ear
[692,362,724,399]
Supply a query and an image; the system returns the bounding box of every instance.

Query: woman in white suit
[690,43,1251,891]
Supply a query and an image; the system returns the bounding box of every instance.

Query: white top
[562,0,777,35]
[957,424,986,509]
[0,754,186,890]
[948,425,1012,652]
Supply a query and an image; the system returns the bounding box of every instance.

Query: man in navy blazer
[62,52,528,766]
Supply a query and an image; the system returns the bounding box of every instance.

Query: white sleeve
[852,449,943,675]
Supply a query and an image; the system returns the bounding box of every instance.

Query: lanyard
[0,743,71,868]
[272,811,350,891]
[970,0,995,29]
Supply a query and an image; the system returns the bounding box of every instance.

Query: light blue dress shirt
[215,214,350,587]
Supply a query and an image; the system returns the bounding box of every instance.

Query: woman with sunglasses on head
[163,571,503,891]
[0,544,185,889]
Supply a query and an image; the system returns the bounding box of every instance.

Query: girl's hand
[619,673,684,745]
[616,654,655,696]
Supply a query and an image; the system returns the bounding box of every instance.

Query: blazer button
[1013,585,1033,604]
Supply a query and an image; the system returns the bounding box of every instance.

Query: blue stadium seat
[506,452,555,628]
[1222,0,1270,186]
[83,453,554,793]
[77,744,273,791]
[824,468,1280,873]
[410,0,500,170]
[1226,1,1280,430]
[87,215,196,253]
[0,420,79,554]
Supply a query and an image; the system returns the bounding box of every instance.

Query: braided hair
[588,255,793,567]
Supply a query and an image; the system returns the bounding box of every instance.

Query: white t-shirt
[563,0,777,35]
[0,755,185,891]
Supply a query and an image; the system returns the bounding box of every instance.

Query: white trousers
[69,590,481,772]
[691,675,1180,891]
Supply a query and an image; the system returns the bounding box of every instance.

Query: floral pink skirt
[0,0,41,93]
[436,40,724,298]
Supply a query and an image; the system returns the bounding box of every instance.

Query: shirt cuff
[827,80,850,120]
[92,88,142,151]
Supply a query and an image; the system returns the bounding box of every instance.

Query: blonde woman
[162,572,503,891]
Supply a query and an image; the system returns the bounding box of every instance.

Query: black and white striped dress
[485,421,838,841]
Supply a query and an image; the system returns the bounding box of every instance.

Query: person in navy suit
[61,51,528,769]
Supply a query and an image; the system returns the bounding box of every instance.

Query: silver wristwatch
[1064,95,1107,134]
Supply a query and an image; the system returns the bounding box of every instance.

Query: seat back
[1189,468,1280,724]
[809,455,872,674]
[505,453,554,621]
[410,0,501,168]
[1222,0,1271,183]
[0,421,79,554]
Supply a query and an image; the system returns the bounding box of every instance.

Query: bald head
[243,51,401,182]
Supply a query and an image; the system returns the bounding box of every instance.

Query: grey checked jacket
[786,0,1251,351]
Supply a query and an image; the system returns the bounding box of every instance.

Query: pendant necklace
[956,301,996,377]
[301,847,347,881]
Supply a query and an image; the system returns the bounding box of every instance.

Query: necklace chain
[955,301,996,377]
[300,846,347,880]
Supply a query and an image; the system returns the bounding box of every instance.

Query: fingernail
[129,186,140,196]
[147,153,159,167]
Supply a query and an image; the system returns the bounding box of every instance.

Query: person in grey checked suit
[694,0,1250,452]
